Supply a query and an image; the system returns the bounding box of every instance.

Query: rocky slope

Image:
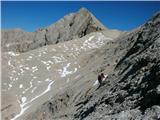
[1,8,121,53]
[1,31,117,120]
[71,12,160,120]
[23,12,160,120]
[1,8,160,120]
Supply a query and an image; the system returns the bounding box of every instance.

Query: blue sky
[1,1,160,32]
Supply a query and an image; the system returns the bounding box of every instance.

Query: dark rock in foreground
[73,12,160,120]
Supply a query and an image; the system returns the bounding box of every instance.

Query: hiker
[101,73,105,81]
[98,74,102,86]
[101,73,108,81]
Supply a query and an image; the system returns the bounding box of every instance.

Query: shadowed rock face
[2,8,113,53]
[24,12,160,120]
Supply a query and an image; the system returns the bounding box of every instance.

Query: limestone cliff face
[1,29,34,52]
[2,8,111,53]
[46,8,107,44]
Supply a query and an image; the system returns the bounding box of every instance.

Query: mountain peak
[2,8,111,53]
[78,7,90,13]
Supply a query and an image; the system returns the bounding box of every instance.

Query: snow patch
[58,63,73,77]
[74,68,78,73]
[29,56,32,58]
[25,67,30,70]
[32,66,38,72]
[21,97,27,103]
[47,60,53,64]
[88,36,95,41]
[93,80,99,86]
[45,78,52,82]
[11,97,29,120]
[20,68,25,74]
[33,76,37,79]
[51,56,66,63]
[29,80,54,103]
[11,79,54,120]
[9,84,12,87]
[26,56,33,61]
[8,60,14,67]
[31,87,37,93]
[19,84,23,88]
[41,60,49,66]
[42,51,46,54]
[47,66,51,71]
[8,51,20,56]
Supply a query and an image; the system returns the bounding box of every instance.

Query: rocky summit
[2,8,120,53]
[1,8,160,120]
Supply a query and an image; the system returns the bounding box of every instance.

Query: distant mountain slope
[1,8,121,53]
